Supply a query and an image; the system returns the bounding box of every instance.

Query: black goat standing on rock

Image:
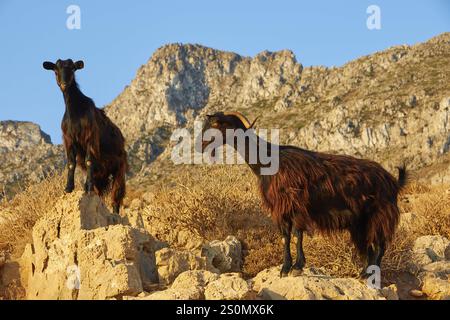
[43,59,128,214]
[200,111,407,278]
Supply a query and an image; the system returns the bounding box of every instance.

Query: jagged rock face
[0,121,51,153]
[407,235,450,300]
[0,121,65,199]
[106,44,301,138]
[105,33,450,181]
[105,44,302,171]
[20,192,158,300]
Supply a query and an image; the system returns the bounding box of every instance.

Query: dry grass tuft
[142,165,267,235]
[0,172,65,257]
[0,170,87,258]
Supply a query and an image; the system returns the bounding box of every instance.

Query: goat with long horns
[200,111,406,277]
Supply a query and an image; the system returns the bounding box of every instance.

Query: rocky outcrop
[20,192,158,300]
[155,248,210,285]
[0,121,51,153]
[14,193,450,301]
[129,266,401,300]
[154,236,243,285]
[202,236,243,273]
[422,275,450,300]
[105,44,302,172]
[16,187,247,300]
[126,270,253,300]
[126,270,219,300]
[204,273,253,300]
[408,235,450,300]
[408,235,450,274]
[0,121,64,199]
[252,267,385,300]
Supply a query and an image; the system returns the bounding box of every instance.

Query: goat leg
[65,146,76,193]
[84,152,94,194]
[291,229,306,276]
[360,243,381,279]
[280,222,293,278]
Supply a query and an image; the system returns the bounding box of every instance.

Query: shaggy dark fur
[201,111,406,277]
[43,59,128,214]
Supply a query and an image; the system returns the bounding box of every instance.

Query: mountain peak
[0,121,52,153]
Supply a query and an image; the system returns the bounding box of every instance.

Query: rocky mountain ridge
[105,33,450,183]
[1,33,450,197]
[0,121,64,198]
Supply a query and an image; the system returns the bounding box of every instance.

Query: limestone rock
[422,275,450,300]
[407,235,450,300]
[172,270,220,289]
[408,235,450,273]
[122,208,145,229]
[0,121,64,199]
[125,270,220,300]
[381,284,399,300]
[155,247,210,285]
[0,121,51,153]
[21,191,158,300]
[137,286,203,300]
[202,236,243,273]
[105,44,302,173]
[204,273,253,300]
[252,267,384,300]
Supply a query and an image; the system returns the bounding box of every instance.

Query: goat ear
[74,60,84,70]
[43,61,56,70]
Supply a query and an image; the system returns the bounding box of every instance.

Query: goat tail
[396,164,408,189]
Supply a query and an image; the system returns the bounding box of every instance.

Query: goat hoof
[290,268,304,277]
[64,186,74,193]
[280,265,291,278]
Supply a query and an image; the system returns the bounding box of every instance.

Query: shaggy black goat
[43,59,128,214]
[200,111,406,277]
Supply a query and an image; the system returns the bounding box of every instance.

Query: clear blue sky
[0,0,449,144]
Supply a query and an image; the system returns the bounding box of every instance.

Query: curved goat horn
[249,115,260,129]
[223,111,255,129]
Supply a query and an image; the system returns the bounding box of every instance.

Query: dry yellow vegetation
[1,165,449,285]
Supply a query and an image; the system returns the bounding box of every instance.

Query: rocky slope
[0,121,64,199]
[104,44,303,174]
[104,33,450,184]
[4,192,448,300]
[1,33,450,197]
